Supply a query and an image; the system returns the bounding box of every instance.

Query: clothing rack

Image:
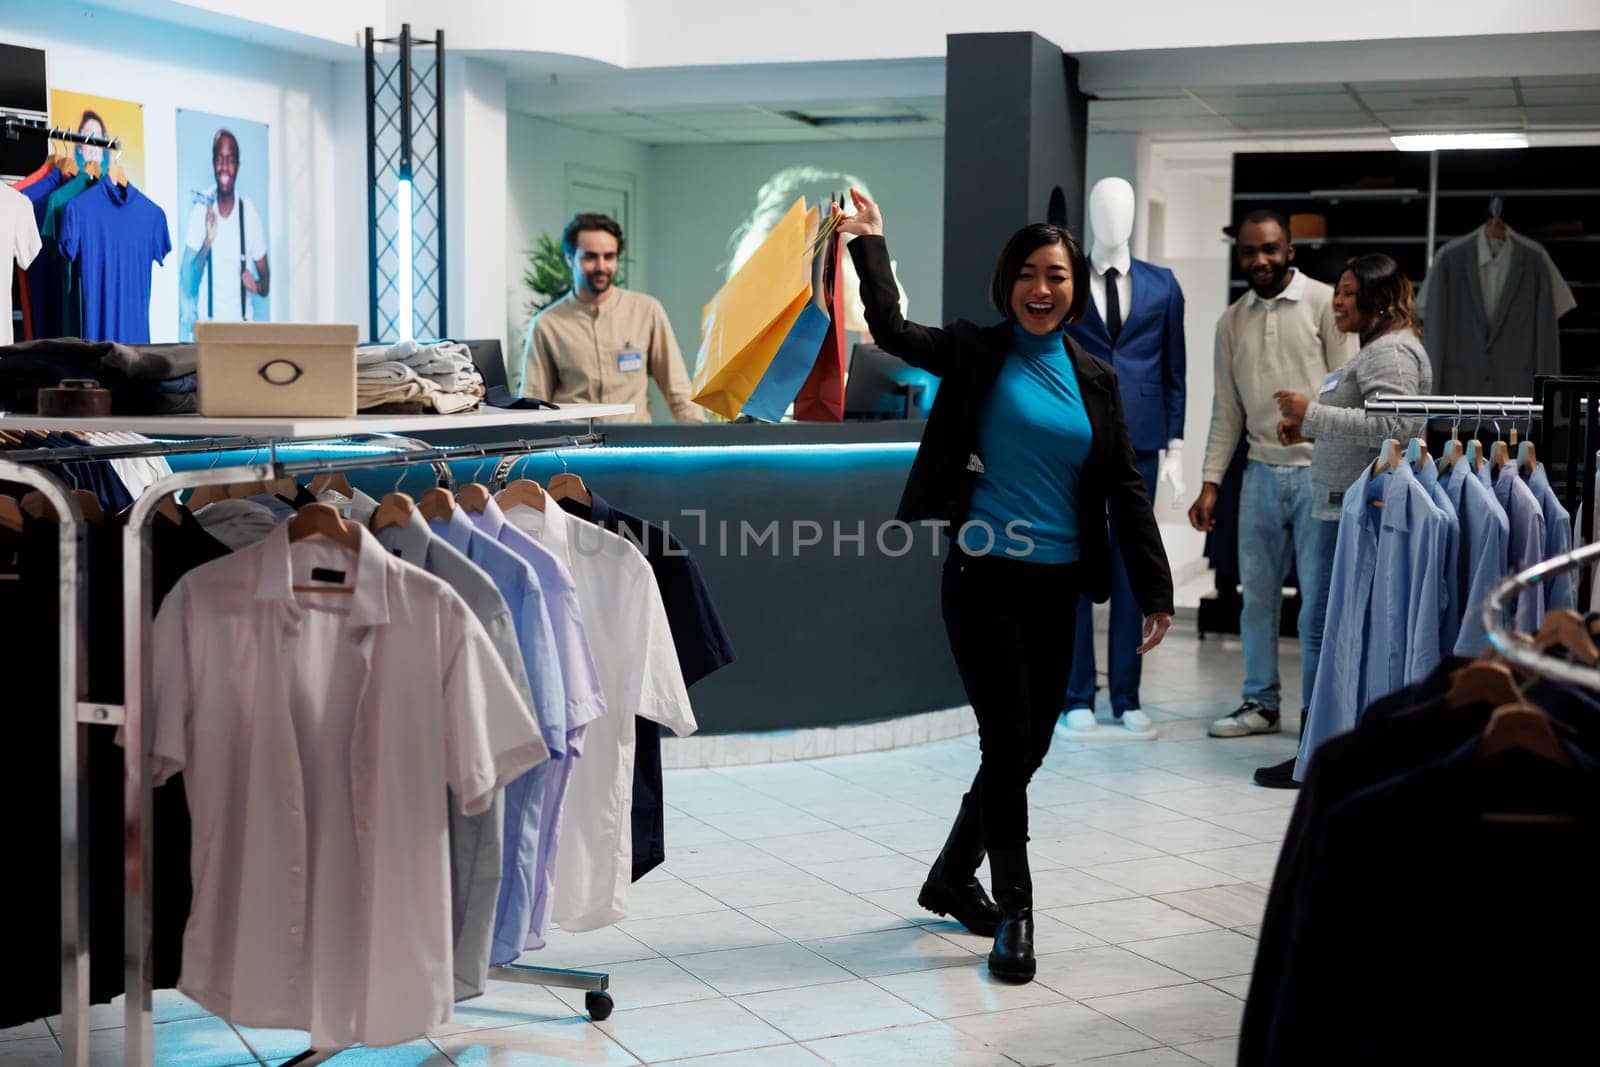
[2,413,629,1066]
[1,113,123,152]
[0,459,89,1065]
[1362,393,1542,417]
[1484,540,1600,694]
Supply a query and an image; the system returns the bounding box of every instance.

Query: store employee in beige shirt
[516,213,704,423]
[1187,210,1355,744]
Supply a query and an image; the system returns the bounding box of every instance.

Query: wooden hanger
[1465,438,1484,471]
[1527,609,1600,665]
[547,472,591,507]
[1370,438,1403,476]
[419,487,455,522]
[287,502,361,553]
[370,492,415,532]
[154,494,184,525]
[1489,440,1511,471]
[1404,437,1429,470]
[58,142,78,178]
[457,484,492,514]
[0,496,23,533]
[107,149,127,189]
[1517,438,1538,473]
[74,490,105,525]
[310,472,355,499]
[497,479,547,513]
[228,477,299,501]
[187,484,230,510]
[1445,658,1524,710]
[1481,700,1572,768]
[20,492,54,521]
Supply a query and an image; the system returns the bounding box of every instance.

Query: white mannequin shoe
[1119,709,1159,741]
[1061,708,1098,734]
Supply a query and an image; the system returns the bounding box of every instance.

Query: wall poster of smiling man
[176,108,271,340]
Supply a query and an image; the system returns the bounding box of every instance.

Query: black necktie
[1104,267,1123,344]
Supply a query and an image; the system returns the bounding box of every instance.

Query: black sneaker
[1253,757,1300,789]
[1208,700,1281,738]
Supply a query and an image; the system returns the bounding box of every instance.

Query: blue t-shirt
[56,180,171,344]
[965,324,1093,563]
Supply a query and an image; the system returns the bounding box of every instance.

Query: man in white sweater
[1187,211,1355,739]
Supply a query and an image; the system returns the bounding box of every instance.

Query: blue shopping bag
[740,302,830,422]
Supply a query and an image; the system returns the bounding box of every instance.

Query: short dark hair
[562,213,625,257]
[988,223,1091,324]
[78,109,104,134]
[212,129,239,162]
[1341,253,1421,338]
[1239,209,1291,240]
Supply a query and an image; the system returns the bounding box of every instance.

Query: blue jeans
[1238,462,1339,713]
[1065,450,1161,715]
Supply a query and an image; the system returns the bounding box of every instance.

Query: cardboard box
[196,322,359,417]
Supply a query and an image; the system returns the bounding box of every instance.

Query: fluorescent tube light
[1390,132,1529,151]
[396,176,414,343]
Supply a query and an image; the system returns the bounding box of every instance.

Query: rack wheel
[586,991,614,1021]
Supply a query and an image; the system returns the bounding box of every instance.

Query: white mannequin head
[1088,177,1136,257]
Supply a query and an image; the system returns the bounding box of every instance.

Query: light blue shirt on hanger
[1296,462,1449,781]
[1415,460,1462,658]
[1484,463,1547,633]
[1524,463,1576,613]
[1442,456,1509,656]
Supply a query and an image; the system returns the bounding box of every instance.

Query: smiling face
[1009,242,1074,335]
[569,228,620,300]
[1237,218,1294,297]
[1331,270,1367,335]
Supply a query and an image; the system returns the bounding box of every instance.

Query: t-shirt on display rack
[0,401,741,1067]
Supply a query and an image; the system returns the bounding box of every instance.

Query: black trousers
[941,548,1082,853]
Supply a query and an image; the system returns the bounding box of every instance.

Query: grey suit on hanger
[1423,235,1560,396]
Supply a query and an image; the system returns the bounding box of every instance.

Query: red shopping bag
[792,225,848,422]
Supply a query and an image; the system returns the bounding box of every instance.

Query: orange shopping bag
[692,199,818,420]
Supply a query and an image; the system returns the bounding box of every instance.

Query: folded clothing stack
[354,339,486,414]
[0,338,198,415]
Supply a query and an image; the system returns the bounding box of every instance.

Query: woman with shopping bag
[836,189,1173,982]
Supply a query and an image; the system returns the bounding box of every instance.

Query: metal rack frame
[7,425,624,1065]
[0,460,87,1064]
[1,113,124,152]
[1485,540,1600,694]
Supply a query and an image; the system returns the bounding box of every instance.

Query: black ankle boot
[987,846,1036,983]
[917,795,1001,937]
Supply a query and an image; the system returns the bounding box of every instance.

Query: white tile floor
[1,628,1306,1065]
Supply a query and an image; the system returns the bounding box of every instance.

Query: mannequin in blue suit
[1061,178,1186,739]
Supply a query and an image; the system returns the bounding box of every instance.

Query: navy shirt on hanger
[559,489,735,880]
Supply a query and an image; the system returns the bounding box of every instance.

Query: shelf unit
[1231,146,1600,375]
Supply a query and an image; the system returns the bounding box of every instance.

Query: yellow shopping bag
[692,199,818,419]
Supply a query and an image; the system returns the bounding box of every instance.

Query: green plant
[523,234,572,314]
[522,233,631,317]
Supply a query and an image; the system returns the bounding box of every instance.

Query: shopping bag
[741,302,831,422]
[692,199,816,418]
[793,224,848,422]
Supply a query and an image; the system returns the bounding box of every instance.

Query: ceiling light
[779,109,923,128]
[1390,132,1529,151]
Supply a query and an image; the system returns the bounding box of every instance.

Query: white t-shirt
[2,184,43,345]
[184,190,266,322]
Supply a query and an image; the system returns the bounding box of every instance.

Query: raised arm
[839,189,966,378]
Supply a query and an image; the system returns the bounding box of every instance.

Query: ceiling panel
[1521,85,1600,107]
[1198,91,1363,116]
[1519,75,1600,89]
[1524,104,1600,125]
[1356,87,1521,111]
[1088,115,1242,135]
[632,127,723,144]
[1234,112,1385,132]
[1225,82,1351,96]
[631,107,804,130]
[552,113,667,134]
[1379,106,1526,130]
[1353,78,1511,94]
[1091,96,1211,120]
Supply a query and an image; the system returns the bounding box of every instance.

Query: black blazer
[848,234,1174,615]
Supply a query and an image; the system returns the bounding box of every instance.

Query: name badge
[1319,370,1343,395]
[618,350,643,373]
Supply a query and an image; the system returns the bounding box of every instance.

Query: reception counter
[174,420,967,736]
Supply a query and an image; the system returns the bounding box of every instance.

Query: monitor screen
[843,344,939,420]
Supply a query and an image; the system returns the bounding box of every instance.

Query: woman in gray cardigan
[1256,253,1430,788]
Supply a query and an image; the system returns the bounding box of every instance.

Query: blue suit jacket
[1066,258,1186,454]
